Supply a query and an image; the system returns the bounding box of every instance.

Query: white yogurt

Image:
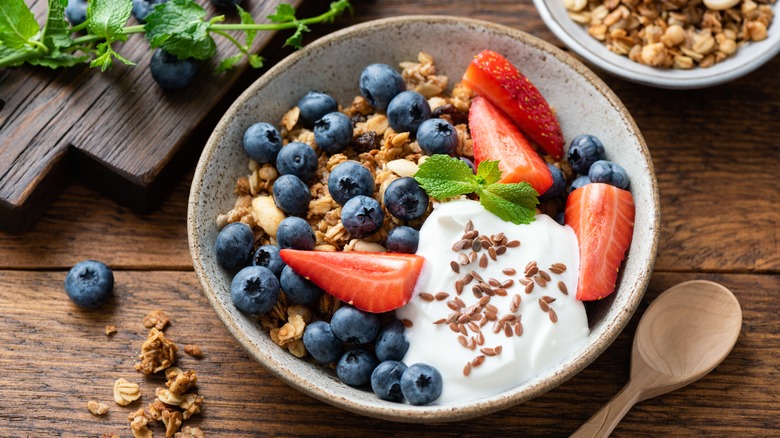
[396,199,589,404]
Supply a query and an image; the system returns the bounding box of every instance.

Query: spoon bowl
[573,280,742,437]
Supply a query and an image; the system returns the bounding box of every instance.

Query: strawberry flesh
[279,250,425,313]
[565,183,635,301]
[469,95,553,195]
[462,49,565,160]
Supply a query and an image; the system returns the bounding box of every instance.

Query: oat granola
[143,309,171,330]
[87,400,110,416]
[113,378,142,406]
[135,328,178,375]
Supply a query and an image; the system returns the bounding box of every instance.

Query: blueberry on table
[327,161,374,206]
[230,266,280,315]
[337,348,380,387]
[65,0,87,26]
[272,174,311,217]
[149,49,198,90]
[383,177,429,221]
[215,222,254,269]
[280,265,323,304]
[400,363,443,405]
[276,142,318,182]
[64,260,114,308]
[243,122,282,164]
[359,63,406,110]
[303,321,343,364]
[387,91,432,136]
[251,245,285,278]
[210,0,243,8]
[375,320,410,361]
[569,175,592,193]
[132,0,167,24]
[341,195,384,238]
[298,91,339,128]
[540,163,566,201]
[567,134,606,175]
[416,118,458,155]
[589,160,630,189]
[371,360,408,403]
[275,217,316,250]
[385,226,419,254]
[314,112,353,155]
[330,306,380,344]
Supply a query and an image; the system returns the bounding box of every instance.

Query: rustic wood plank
[0,270,775,436]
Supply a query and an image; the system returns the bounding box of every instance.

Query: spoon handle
[570,383,641,438]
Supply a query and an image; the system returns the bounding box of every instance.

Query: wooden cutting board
[0,0,300,233]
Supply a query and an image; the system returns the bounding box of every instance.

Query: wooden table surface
[1,1,778,436]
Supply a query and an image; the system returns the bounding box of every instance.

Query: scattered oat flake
[114,378,141,406]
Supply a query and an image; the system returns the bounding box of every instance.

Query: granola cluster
[566,0,776,68]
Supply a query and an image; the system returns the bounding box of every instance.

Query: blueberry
[337,348,379,387]
[341,195,384,238]
[567,134,606,175]
[276,142,318,182]
[64,260,114,308]
[272,174,311,217]
[387,91,431,136]
[359,63,406,110]
[276,217,315,250]
[243,122,282,164]
[330,306,380,344]
[459,157,477,174]
[210,0,243,8]
[385,226,419,254]
[215,222,254,270]
[132,0,167,23]
[251,245,285,278]
[298,91,339,127]
[230,266,280,314]
[371,360,408,403]
[314,112,353,155]
[400,363,443,405]
[554,211,565,225]
[149,49,198,90]
[375,320,410,362]
[280,265,323,304]
[327,161,374,206]
[540,163,566,200]
[65,0,87,26]
[569,175,592,193]
[383,177,429,221]
[303,321,343,364]
[416,118,458,155]
[589,160,630,189]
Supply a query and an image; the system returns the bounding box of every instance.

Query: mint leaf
[247,53,263,69]
[214,53,242,74]
[236,5,257,48]
[477,182,538,225]
[145,0,216,60]
[284,22,309,49]
[29,53,89,68]
[0,0,40,50]
[476,160,502,185]
[414,154,478,200]
[267,4,297,23]
[43,0,72,49]
[87,0,132,42]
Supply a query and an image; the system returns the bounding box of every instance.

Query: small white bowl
[188,16,660,423]
[533,0,780,89]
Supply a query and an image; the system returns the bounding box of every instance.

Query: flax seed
[498,236,508,246]
[447,300,459,311]
[465,220,474,232]
[501,279,514,288]
[524,282,535,294]
[526,266,539,277]
[481,347,497,356]
[504,324,514,337]
[467,337,476,350]
[462,273,474,285]
[459,324,468,336]
[458,335,468,347]
[455,297,466,308]
[446,312,460,324]
[539,270,551,282]
[433,318,446,325]
[455,280,464,295]
[465,305,479,316]
[468,321,480,332]
[491,321,502,334]
[485,304,499,315]
[538,298,550,312]
[472,355,485,367]
[502,268,517,276]
[458,314,471,324]
[463,362,472,376]
[484,310,498,322]
[551,262,567,272]
[462,230,478,240]
[450,260,461,274]
[558,281,568,295]
[495,246,507,256]
[519,278,532,286]
[511,294,521,312]
[541,296,556,304]
[476,331,485,345]
[495,345,503,354]
[488,246,497,261]
[401,319,413,328]
[452,240,467,251]
[460,253,472,265]
[481,285,495,296]
[549,308,558,323]
[488,278,501,288]
[435,292,449,301]
[472,287,483,299]
[479,317,488,328]
[469,251,478,263]
[500,314,517,322]
[506,240,521,248]
[419,292,434,302]
[449,323,460,333]
[479,253,488,268]
[469,270,483,282]
[472,239,482,252]
[549,266,564,275]
[513,321,523,336]
[478,296,491,306]
[534,276,548,287]
[525,260,537,271]
[495,288,507,297]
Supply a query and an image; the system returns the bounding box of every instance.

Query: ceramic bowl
[188,16,660,423]
[533,0,780,89]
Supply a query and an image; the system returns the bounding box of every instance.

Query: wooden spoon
[572,280,742,438]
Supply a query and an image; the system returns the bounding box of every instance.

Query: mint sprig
[414,154,539,225]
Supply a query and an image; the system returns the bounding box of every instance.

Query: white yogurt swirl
[396,199,589,404]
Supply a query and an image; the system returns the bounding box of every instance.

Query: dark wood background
[0,0,778,436]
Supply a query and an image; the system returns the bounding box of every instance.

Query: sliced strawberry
[462,49,565,159]
[279,250,425,313]
[565,183,635,301]
[469,95,553,195]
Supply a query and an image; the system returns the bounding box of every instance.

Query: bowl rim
[188,14,660,423]
[532,0,780,89]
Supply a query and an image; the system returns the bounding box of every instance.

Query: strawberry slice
[462,49,565,159]
[469,95,553,195]
[279,250,425,313]
[565,183,635,301]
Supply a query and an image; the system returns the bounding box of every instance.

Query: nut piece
[128,408,153,438]
[143,310,170,330]
[175,426,205,438]
[105,325,117,336]
[135,328,178,375]
[179,393,204,420]
[162,410,184,438]
[386,159,419,177]
[87,400,109,416]
[114,378,142,406]
[251,196,286,238]
[183,345,203,358]
[166,370,198,395]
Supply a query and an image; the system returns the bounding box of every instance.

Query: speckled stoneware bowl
[533,0,780,89]
[188,16,660,423]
